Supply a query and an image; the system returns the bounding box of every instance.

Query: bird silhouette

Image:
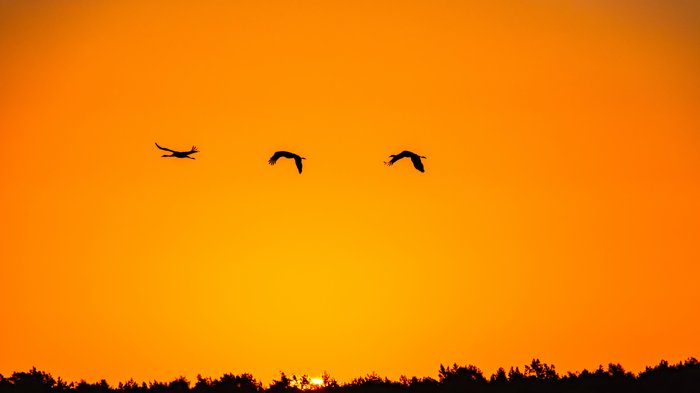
[268,151,306,174]
[385,150,427,172]
[155,143,199,159]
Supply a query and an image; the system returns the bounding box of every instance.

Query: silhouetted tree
[438,364,486,392]
[637,358,700,393]
[489,367,508,383]
[348,372,394,388]
[212,374,260,393]
[0,375,9,391]
[267,373,296,393]
[292,376,310,391]
[74,380,110,393]
[345,373,403,393]
[524,358,558,381]
[506,366,525,382]
[3,359,700,393]
[321,372,338,389]
[192,376,211,393]
[397,377,435,393]
[167,377,189,393]
[117,380,145,393]
[146,381,168,393]
[9,368,57,393]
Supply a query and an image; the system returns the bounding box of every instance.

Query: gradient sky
[1,0,699,386]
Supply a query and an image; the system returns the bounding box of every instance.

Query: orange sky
[1,0,699,385]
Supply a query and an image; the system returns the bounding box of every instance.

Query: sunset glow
[1,0,699,386]
[310,378,324,387]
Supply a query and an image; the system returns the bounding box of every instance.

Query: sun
[287,375,326,390]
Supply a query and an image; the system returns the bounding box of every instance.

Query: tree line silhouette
[2,358,699,393]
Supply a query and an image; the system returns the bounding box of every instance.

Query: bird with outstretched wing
[268,151,306,174]
[155,143,199,159]
[385,150,426,172]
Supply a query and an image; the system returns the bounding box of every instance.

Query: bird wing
[155,143,176,153]
[268,151,283,165]
[410,155,425,172]
[386,150,410,165]
[294,156,303,174]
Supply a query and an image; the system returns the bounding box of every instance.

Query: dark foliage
[1,358,699,393]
